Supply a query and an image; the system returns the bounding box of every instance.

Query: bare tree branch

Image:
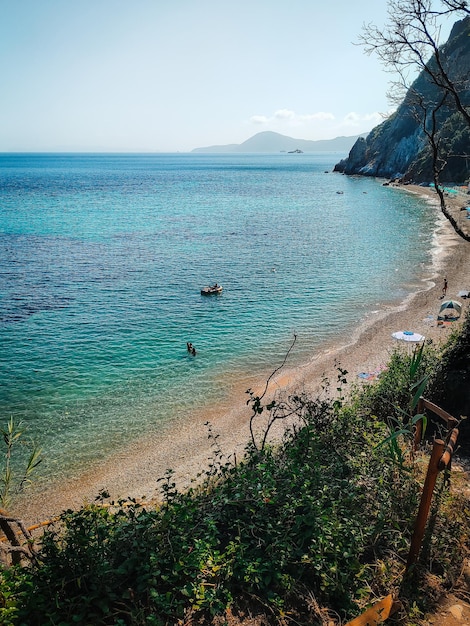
[359,0,470,124]
[358,0,469,204]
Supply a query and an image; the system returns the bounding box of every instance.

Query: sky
[0,1,454,152]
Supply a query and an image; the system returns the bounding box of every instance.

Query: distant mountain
[334,17,470,183]
[192,131,367,153]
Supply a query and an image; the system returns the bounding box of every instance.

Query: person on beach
[442,277,448,298]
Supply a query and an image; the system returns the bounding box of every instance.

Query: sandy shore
[14,184,470,527]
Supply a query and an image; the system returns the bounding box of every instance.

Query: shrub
[3,337,469,625]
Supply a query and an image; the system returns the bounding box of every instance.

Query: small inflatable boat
[201,284,223,295]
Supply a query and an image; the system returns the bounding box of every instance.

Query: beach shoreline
[14,184,470,526]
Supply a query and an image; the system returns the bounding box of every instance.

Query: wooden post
[0,513,36,566]
[439,428,459,471]
[413,397,458,452]
[406,439,445,570]
[419,398,458,428]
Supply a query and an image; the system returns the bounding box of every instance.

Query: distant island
[192,131,368,154]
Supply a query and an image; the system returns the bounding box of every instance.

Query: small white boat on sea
[201,284,223,295]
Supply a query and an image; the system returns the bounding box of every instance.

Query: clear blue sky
[0,1,454,152]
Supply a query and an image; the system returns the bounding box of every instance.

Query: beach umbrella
[437,299,462,320]
[392,331,425,342]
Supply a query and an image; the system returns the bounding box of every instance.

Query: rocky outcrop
[334,17,470,183]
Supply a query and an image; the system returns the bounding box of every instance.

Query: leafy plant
[332,361,348,412]
[0,566,25,626]
[0,418,42,510]
[373,343,429,468]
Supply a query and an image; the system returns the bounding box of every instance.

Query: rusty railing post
[406,439,445,571]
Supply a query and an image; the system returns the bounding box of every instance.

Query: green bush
[9,393,422,625]
[2,331,468,625]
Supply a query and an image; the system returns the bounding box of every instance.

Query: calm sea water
[0,153,438,482]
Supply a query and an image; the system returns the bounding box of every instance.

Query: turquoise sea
[0,153,438,485]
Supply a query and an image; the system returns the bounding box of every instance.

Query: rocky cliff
[334,17,470,183]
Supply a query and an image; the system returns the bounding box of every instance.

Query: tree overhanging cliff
[334,16,470,183]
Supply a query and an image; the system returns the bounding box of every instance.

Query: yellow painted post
[345,595,398,625]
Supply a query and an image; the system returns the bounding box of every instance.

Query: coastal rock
[334,17,470,183]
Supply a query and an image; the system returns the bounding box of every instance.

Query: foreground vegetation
[1,318,469,625]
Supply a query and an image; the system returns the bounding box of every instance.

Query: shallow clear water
[0,153,438,479]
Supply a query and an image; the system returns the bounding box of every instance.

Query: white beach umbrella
[392,331,425,342]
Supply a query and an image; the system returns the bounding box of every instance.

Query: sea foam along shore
[14,185,470,527]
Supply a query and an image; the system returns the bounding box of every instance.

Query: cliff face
[334,17,470,183]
